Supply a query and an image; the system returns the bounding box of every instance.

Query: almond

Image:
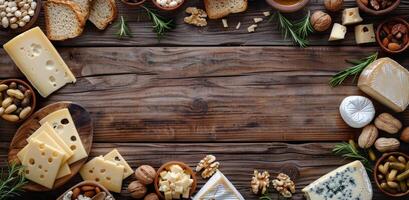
[388,42,401,51]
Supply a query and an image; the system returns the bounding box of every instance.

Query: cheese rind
[342,7,363,26]
[355,24,376,44]
[339,96,375,128]
[358,58,409,112]
[103,149,133,179]
[329,23,347,41]
[3,27,76,97]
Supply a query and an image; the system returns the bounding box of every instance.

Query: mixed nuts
[63,184,114,200]
[378,19,408,52]
[376,154,409,195]
[0,81,33,122]
[359,0,397,11]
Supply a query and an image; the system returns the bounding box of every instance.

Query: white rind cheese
[339,96,375,128]
[302,161,372,200]
[358,58,409,112]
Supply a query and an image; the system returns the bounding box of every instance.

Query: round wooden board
[8,101,93,192]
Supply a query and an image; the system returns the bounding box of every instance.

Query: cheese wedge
[56,162,72,179]
[104,149,133,179]
[3,27,76,97]
[39,108,88,164]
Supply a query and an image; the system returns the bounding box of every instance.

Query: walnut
[310,11,332,32]
[272,173,296,198]
[184,7,207,27]
[128,181,147,199]
[134,165,156,185]
[324,0,344,12]
[196,155,219,178]
[251,170,270,195]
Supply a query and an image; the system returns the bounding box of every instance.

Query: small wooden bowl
[376,17,409,54]
[151,0,185,11]
[120,0,146,8]
[3,0,42,33]
[0,79,36,123]
[374,152,409,197]
[356,0,400,16]
[154,161,197,199]
[56,181,115,200]
[265,0,309,13]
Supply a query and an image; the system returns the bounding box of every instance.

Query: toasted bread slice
[88,0,117,30]
[69,0,91,21]
[44,0,85,40]
[204,0,248,19]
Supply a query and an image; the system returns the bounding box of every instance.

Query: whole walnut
[324,0,344,12]
[135,165,157,185]
[128,181,147,199]
[310,11,332,32]
[144,193,159,200]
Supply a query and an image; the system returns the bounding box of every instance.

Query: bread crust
[89,0,117,30]
[204,0,248,19]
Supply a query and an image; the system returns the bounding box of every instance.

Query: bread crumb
[263,11,271,17]
[247,24,257,33]
[222,19,228,28]
[253,18,263,23]
[235,22,241,30]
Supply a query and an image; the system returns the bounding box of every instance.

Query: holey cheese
[3,27,76,97]
[302,161,372,200]
[358,58,409,112]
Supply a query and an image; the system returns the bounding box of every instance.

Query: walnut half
[251,170,270,195]
[196,155,219,178]
[272,173,296,198]
[184,7,207,27]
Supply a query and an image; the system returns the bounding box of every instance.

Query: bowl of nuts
[376,17,409,54]
[120,0,146,8]
[374,152,409,197]
[0,79,36,123]
[0,0,42,33]
[356,0,400,15]
[152,0,185,11]
[57,181,115,200]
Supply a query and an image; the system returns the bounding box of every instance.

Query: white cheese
[247,24,257,33]
[302,161,372,200]
[253,18,263,23]
[339,96,375,128]
[328,23,347,41]
[355,24,376,44]
[342,7,363,26]
[358,58,409,112]
[103,149,133,179]
[222,19,228,28]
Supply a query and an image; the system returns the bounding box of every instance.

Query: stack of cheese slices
[17,108,88,189]
[79,149,133,193]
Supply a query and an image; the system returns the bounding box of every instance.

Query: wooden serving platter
[8,101,93,192]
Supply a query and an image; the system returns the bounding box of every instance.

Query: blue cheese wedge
[302,161,372,200]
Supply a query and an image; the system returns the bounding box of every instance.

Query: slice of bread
[44,0,85,40]
[88,0,117,30]
[68,0,91,21]
[204,0,248,19]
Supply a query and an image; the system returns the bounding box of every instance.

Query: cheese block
[103,149,133,179]
[3,27,76,97]
[302,161,372,200]
[342,8,363,26]
[358,58,409,112]
[328,23,347,41]
[22,139,64,189]
[339,96,375,128]
[193,170,245,200]
[79,156,124,193]
[39,108,88,164]
[355,24,376,44]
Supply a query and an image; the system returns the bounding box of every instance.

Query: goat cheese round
[339,96,375,128]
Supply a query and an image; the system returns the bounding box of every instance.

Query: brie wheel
[339,96,375,128]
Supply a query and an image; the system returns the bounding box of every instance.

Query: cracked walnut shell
[184,7,207,27]
[272,173,296,198]
[251,170,270,195]
[196,155,219,178]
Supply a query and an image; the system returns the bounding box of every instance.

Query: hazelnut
[310,11,332,32]
[144,193,159,200]
[400,127,409,143]
[128,181,147,199]
[134,165,156,185]
[324,0,343,12]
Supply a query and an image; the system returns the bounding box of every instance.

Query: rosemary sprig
[141,6,175,39]
[0,163,27,200]
[114,16,131,39]
[332,140,373,172]
[329,52,378,87]
[294,11,314,39]
[259,191,273,200]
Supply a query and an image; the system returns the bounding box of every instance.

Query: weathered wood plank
[0,0,408,46]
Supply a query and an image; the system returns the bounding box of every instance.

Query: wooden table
[1,0,409,199]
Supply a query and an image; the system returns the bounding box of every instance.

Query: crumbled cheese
[263,11,271,17]
[247,24,257,33]
[235,22,241,30]
[253,18,263,23]
[77,195,92,200]
[63,191,72,200]
[105,196,114,200]
[222,19,228,28]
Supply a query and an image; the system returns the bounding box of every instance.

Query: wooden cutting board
[8,101,93,192]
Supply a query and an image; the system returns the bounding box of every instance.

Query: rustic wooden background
[1,0,409,199]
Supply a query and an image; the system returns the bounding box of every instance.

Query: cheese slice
[103,149,133,179]
[358,58,409,112]
[302,161,372,200]
[56,162,71,179]
[193,170,245,200]
[39,108,88,164]
[22,139,64,189]
[354,24,376,44]
[3,27,76,97]
[342,7,363,26]
[79,156,124,193]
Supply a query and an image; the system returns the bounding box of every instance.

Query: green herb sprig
[142,6,175,39]
[333,140,373,172]
[114,16,131,39]
[329,52,378,87]
[0,163,27,200]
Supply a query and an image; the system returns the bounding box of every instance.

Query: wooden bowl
[120,0,146,8]
[376,17,409,54]
[0,79,36,123]
[154,161,197,199]
[151,0,185,11]
[2,0,42,34]
[265,0,309,13]
[374,152,409,197]
[356,0,400,16]
[56,181,115,200]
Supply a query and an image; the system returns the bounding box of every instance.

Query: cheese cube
[182,188,190,199]
[22,139,64,189]
[342,8,363,26]
[175,185,184,194]
[3,27,76,97]
[164,191,172,200]
[103,149,133,179]
[328,23,347,41]
[172,191,181,199]
[355,24,375,44]
[169,164,184,173]
[160,171,168,179]
[358,58,409,112]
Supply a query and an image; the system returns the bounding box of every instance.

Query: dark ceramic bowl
[376,17,409,54]
[120,0,146,8]
[356,0,400,15]
[265,0,310,13]
[151,0,185,11]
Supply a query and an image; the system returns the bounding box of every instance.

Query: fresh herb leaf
[114,16,131,39]
[329,52,378,87]
[333,140,373,173]
[0,163,27,200]
[142,6,175,39]
[259,191,273,200]
[294,10,314,39]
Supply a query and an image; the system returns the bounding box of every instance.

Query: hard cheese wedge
[3,27,76,97]
[302,161,372,200]
[358,57,409,112]
[79,156,124,193]
[22,139,64,189]
[104,149,133,179]
[193,170,245,200]
[39,108,88,164]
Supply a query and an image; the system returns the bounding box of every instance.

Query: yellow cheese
[39,108,88,164]
[56,162,71,179]
[355,24,376,44]
[103,149,133,179]
[79,156,124,193]
[342,8,363,26]
[22,139,64,189]
[329,23,347,41]
[3,27,76,97]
